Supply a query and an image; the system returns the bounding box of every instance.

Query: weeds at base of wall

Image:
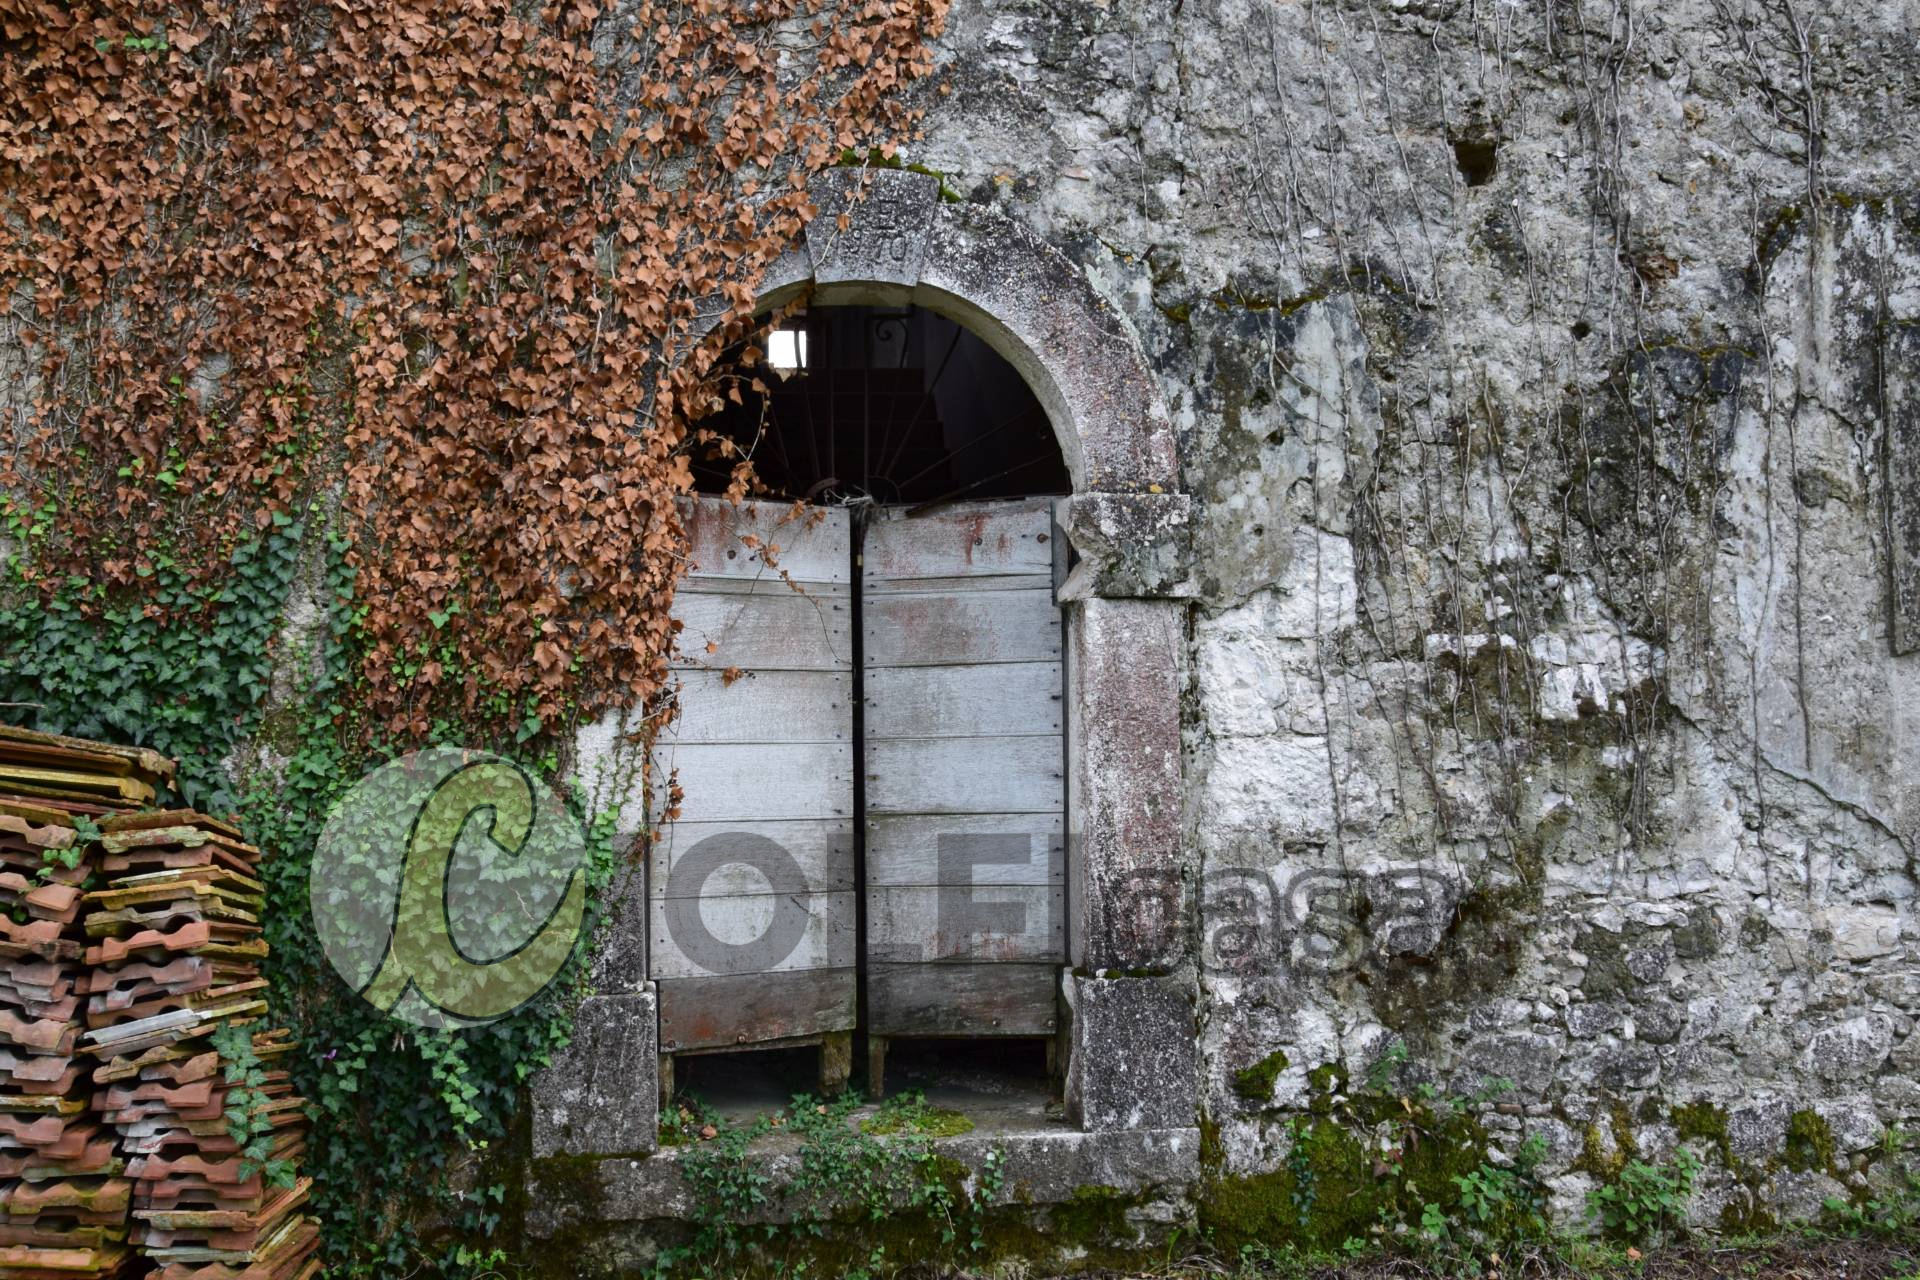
[1214,1233,1920,1280]
[639,1090,1009,1280]
[1195,1041,1885,1280]
[1202,1053,1557,1272]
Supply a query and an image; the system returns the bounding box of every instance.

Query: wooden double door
[651,496,1066,1095]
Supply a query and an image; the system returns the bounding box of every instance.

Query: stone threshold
[526,1122,1202,1237]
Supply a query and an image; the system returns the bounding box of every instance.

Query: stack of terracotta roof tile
[82,814,318,1280]
[0,728,171,818]
[0,728,165,1280]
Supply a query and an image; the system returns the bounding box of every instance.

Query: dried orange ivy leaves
[0,0,947,740]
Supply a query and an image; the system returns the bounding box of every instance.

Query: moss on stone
[1198,1112,1225,1171]
[1782,1109,1836,1175]
[1233,1050,1291,1103]
[1574,1103,1638,1180]
[831,147,963,202]
[1306,1062,1347,1095]
[527,1152,610,1215]
[860,1105,974,1138]
[1671,1100,1732,1167]
[1050,1185,1133,1241]
[1199,1106,1492,1254]
[631,1184,1161,1278]
[1210,287,1328,316]
[1717,1194,1778,1236]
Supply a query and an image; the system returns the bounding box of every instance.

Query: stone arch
[731,167,1180,497]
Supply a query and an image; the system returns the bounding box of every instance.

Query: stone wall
[17,0,1906,1251]
[905,0,1920,1231]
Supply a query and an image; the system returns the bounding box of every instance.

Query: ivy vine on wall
[0,0,949,1274]
[1,0,946,743]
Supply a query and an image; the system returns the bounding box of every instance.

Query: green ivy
[0,512,626,1278]
[237,581,625,1276]
[0,510,310,813]
[211,1019,298,1189]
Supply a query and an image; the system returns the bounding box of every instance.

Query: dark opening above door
[693,305,1070,508]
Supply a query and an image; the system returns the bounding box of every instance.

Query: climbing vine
[1,0,947,743]
[0,0,948,1274]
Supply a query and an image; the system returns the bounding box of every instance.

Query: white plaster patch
[1202,734,1340,838]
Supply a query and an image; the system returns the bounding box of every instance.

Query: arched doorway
[657,304,1074,1098]
[552,168,1196,1164]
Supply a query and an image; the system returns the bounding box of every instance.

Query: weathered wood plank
[858,500,1066,1037]
[864,662,1062,739]
[650,819,855,899]
[864,815,1063,887]
[663,671,851,743]
[862,588,1060,666]
[656,741,852,823]
[648,889,855,978]
[658,968,856,1052]
[866,962,1059,1037]
[863,501,1056,581]
[864,736,1064,816]
[672,590,852,672]
[866,886,1065,963]
[642,498,858,1045]
[861,572,1054,597]
[681,497,850,585]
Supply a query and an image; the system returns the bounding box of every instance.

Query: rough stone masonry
[98,0,1918,1251]
[892,0,1920,1233]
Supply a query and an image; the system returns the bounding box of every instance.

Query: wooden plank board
[863,572,1056,596]
[866,962,1058,1037]
[863,735,1063,816]
[664,670,851,743]
[653,498,853,1026]
[862,588,1060,666]
[866,886,1065,963]
[672,589,851,672]
[863,662,1062,739]
[865,815,1063,887]
[862,501,1057,581]
[680,496,849,585]
[658,968,857,1052]
[654,741,852,823]
[860,499,1067,1040]
[648,889,855,978]
[650,819,855,899]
